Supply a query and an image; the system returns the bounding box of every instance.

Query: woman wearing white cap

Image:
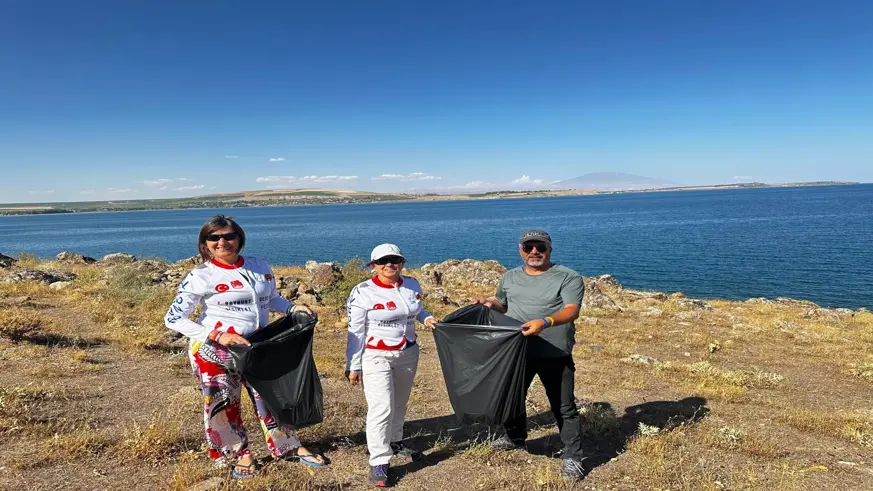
[345,243,437,487]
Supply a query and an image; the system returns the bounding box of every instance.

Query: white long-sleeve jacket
[164,256,293,343]
[346,275,434,371]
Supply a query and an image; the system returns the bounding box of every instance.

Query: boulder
[174,255,201,268]
[276,275,301,299]
[295,293,321,306]
[581,277,621,311]
[0,253,18,268]
[2,269,77,284]
[745,297,771,304]
[641,307,664,317]
[101,253,137,264]
[419,259,507,289]
[677,298,714,311]
[306,262,343,293]
[49,281,73,290]
[804,308,853,320]
[774,297,819,309]
[622,290,669,302]
[56,251,97,264]
[594,274,623,291]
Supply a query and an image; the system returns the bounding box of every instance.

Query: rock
[622,290,669,302]
[745,297,771,304]
[101,252,136,264]
[708,342,721,354]
[277,275,301,299]
[774,297,819,309]
[594,274,623,291]
[621,354,661,366]
[804,308,853,320]
[582,277,621,311]
[56,251,97,264]
[307,263,343,293]
[2,269,76,284]
[670,292,687,298]
[295,293,320,306]
[419,259,507,289]
[421,286,461,306]
[641,307,664,317]
[834,308,855,316]
[676,310,699,321]
[0,253,18,268]
[579,316,599,325]
[48,281,73,290]
[677,298,714,311]
[174,255,201,267]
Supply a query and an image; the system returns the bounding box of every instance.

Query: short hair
[197,214,246,262]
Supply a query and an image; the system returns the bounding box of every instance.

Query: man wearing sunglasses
[477,229,587,481]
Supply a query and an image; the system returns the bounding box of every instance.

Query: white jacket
[346,275,433,371]
[164,256,293,343]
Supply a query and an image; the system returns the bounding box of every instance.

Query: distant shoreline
[0,181,862,216]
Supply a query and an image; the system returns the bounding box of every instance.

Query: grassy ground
[1,258,871,490]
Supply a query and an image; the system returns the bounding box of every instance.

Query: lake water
[2,184,872,309]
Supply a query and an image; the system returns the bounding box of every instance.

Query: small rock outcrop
[56,251,97,264]
[174,255,201,268]
[2,269,77,285]
[594,274,623,291]
[49,281,73,290]
[305,261,343,293]
[621,354,661,366]
[101,253,137,264]
[419,259,507,289]
[676,298,714,311]
[581,277,621,311]
[0,253,16,268]
[276,275,302,299]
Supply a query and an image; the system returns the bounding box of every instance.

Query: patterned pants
[190,340,302,464]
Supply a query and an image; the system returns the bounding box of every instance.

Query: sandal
[284,448,326,467]
[232,460,258,479]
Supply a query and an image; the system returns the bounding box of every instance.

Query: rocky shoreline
[1,251,866,321]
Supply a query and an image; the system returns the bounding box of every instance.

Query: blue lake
[2,184,872,309]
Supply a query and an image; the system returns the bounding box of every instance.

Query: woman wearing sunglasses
[164,214,324,479]
[345,243,437,487]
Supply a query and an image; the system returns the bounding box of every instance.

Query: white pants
[362,344,419,466]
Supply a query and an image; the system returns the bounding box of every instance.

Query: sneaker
[491,434,526,451]
[561,457,588,481]
[390,441,423,461]
[368,464,390,487]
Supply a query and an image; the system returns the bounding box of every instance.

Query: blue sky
[1,1,871,203]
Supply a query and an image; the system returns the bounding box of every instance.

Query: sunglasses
[373,255,404,266]
[206,232,239,242]
[521,241,549,253]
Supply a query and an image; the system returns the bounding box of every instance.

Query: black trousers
[504,355,583,460]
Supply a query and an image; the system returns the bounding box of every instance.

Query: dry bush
[40,428,110,463]
[0,307,49,342]
[118,411,202,464]
[782,408,873,448]
[0,384,59,436]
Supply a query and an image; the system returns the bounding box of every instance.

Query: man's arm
[477,276,508,313]
[520,303,580,336]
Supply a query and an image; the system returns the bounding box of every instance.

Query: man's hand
[425,317,438,330]
[347,370,363,386]
[291,304,314,315]
[215,332,251,346]
[521,319,548,337]
[475,298,494,308]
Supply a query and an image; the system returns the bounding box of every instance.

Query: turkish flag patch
[373,304,385,310]
[215,284,230,293]
[231,280,244,289]
[387,301,397,310]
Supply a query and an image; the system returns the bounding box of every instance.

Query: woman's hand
[212,331,251,346]
[291,304,314,315]
[425,317,438,330]
[348,371,363,386]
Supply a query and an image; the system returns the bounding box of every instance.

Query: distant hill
[554,172,680,191]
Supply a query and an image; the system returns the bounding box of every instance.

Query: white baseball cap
[370,243,404,263]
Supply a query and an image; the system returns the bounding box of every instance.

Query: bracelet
[215,332,223,344]
[540,317,551,327]
[546,316,555,327]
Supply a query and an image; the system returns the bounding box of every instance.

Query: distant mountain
[554,172,680,191]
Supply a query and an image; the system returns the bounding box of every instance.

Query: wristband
[540,317,550,328]
[546,316,555,327]
[215,332,223,344]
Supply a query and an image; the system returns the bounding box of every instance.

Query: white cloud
[143,177,189,185]
[511,175,544,185]
[268,157,286,162]
[28,190,55,194]
[453,181,493,189]
[256,175,358,184]
[372,172,441,181]
[173,184,205,191]
[225,155,239,159]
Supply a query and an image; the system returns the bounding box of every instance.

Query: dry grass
[2,257,872,490]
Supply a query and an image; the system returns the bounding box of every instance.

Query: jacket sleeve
[345,285,368,371]
[266,264,293,314]
[412,280,435,324]
[165,269,212,342]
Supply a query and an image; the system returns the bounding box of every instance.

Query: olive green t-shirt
[495,264,585,358]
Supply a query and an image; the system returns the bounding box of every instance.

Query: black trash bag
[433,303,527,426]
[225,311,323,429]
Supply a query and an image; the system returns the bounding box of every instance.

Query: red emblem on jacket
[215,283,230,293]
[265,274,273,281]
[231,280,244,289]
[373,303,385,310]
[387,301,397,310]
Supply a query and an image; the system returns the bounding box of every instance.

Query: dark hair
[197,214,246,262]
